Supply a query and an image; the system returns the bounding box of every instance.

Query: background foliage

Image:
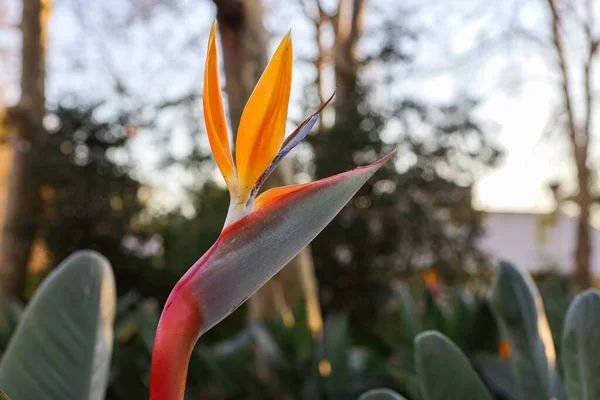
[1,0,597,399]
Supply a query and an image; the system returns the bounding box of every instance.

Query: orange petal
[203,22,235,187]
[498,340,511,360]
[235,32,293,198]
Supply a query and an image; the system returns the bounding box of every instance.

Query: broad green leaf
[0,390,10,399]
[489,261,556,400]
[467,301,501,354]
[472,357,520,400]
[249,322,292,376]
[0,250,116,400]
[291,300,315,359]
[422,287,446,332]
[392,282,421,345]
[447,289,476,348]
[538,274,570,361]
[562,289,600,400]
[384,363,423,400]
[322,313,350,398]
[415,331,493,400]
[552,370,568,400]
[138,298,160,352]
[0,297,23,350]
[191,343,248,396]
[359,388,407,400]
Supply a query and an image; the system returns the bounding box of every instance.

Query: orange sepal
[253,150,397,212]
[252,181,313,211]
[203,22,235,186]
[235,32,293,199]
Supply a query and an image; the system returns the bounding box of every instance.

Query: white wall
[478,212,600,275]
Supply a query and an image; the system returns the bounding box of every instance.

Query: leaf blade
[489,261,556,400]
[358,388,408,400]
[0,250,116,400]
[561,289,600,400]
[415,331,493,400]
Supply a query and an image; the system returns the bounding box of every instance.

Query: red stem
[149,282,203,400]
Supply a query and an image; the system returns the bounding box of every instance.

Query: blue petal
[245,91,337,208]
[246,114,319,207]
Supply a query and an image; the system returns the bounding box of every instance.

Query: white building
[478,212,600,275]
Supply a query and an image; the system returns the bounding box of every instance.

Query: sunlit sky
[406,55,563,213]
[2,0,598,218]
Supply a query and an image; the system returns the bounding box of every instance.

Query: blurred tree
[0,0,50,300]
[151,181,229,287]
[542,0,598,292]
[33,106,165,298]
[58,0,323,333]
[214,0,323,338]
[48,0,502,320]
[445,0,600,292]
[300,0,501,320]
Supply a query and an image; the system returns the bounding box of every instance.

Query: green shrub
[363,262,600,400]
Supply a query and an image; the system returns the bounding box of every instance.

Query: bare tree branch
[547,0,578,148]
[546,0,595,291]
[155,93,197,110]
[583,0,597,147]
[0,0,48,300]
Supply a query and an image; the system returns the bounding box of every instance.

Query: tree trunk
[213,0,323,334]
[0,0,48,300]
[546,0,595,291]
[574,150,592,291]
[332,0,365,119]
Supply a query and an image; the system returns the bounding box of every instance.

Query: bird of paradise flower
[149,22,396,400]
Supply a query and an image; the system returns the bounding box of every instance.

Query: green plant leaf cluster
[362,262,600,400]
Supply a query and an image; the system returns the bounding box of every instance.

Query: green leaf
[467,301,501,354]
[0,250,116,400]
[358,388,407,400]
[0,297,23,350]
[423,288,446,331]
[322,313,350,398]
[489,262,556,400]
[0,390,11,399]
[137,298,159,352]
[538,274,570,361]
[249,322,292,376]
[291,300,315,359]
[415,331,493,400]
[561,289,600,400]
[472,357,520,400]
[383,362,423,400]
[392,282,421,345]
[191,343,246,395]
[446,289,476,349]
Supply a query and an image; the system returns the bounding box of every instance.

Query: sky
[392,0,597,215]
[1,0,598,219]
[379,0,599,218]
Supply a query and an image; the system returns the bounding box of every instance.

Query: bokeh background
[0,0,598,399]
